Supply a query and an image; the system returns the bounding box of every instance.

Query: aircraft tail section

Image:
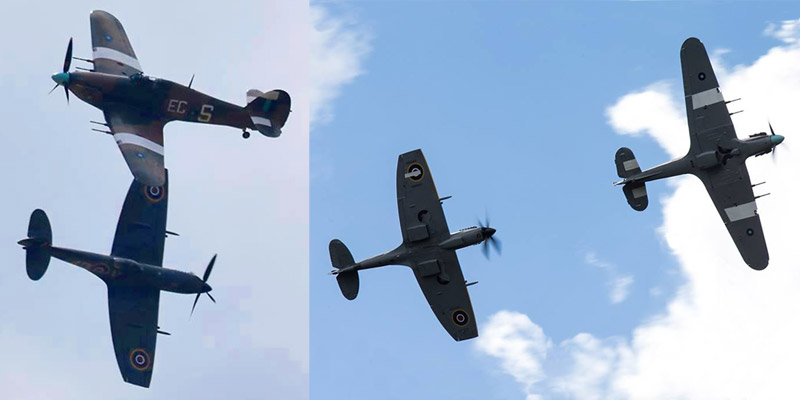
[329,239,359,300]
[245,89,291,138]
[615,147,648,211]
[18,209,52,280]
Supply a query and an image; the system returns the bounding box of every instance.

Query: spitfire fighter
[50,10,291,186]
[18,172,216,387]
[329,149,499,341]
[614,37,783,270]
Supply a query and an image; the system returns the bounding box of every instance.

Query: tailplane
[614,147,648,211]
[329,239,359,300]
[245,89,291,138]
[18,209,52,280]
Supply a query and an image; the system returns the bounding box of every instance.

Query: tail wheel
[242,130,251,139]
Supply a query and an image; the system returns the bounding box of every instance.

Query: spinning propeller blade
[478,214,501,259]
[191,254,218,316]
[63,38,73,73]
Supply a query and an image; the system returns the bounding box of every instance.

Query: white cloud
[765,18,800,44]
[480,31,800,400]
[310,5,371,126]
[584,252,634,304]
[606,81,689,159]
[474,311,551,400]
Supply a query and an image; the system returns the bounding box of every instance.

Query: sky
[0,2,309,399]
[310,2,800,399]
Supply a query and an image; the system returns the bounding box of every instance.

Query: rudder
[329,239,359,300]
[246,89,291,138]
[615,148,648,211]
[19,209,52,280]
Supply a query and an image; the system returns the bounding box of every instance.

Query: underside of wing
[397,149,450,247]
[108,285,159,387]
[104,107,166,186]
[410,250,478,341]
[681,37,738,153]
[111,172,168,267]
[695,165,769,270]
[90,10,143,76]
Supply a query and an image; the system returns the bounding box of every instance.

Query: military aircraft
[18,171,216,387]
[329,149,499,341]
[614,37,783,270]
[49,10,291,186]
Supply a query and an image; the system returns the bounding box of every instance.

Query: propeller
[49,38,73,103]
[478,214,501,259]
[191,254,217,316]
[768,121,786,161]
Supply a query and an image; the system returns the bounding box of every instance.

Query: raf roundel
[404,163,425,182]
[129,348,152,371]
[451,309,470,327]
[143,185,164,202]
[91,263,110,275]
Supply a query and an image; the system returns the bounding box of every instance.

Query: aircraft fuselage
[62,71,255,131]
[47,245,210,294]
[341,226,496,273]
[620,134,783,185]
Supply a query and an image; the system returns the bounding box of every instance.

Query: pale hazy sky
[0,1,309,399]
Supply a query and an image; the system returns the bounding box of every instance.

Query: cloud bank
[477,26,800,399]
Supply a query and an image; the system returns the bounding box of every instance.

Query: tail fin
[245,89,291,138]
[18,209,52,280]
[614,147,648,211]
[329,239,359,300]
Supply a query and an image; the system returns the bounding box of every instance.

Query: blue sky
[311,2,800,399]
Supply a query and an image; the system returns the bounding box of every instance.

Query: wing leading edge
[108,172,169,387]
[681,37,768,269]
[396,149,450,247]
[409,250,478,341]
[396,149,477,340]
[90,10,143,76]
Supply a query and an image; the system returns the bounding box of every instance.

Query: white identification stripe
[93,47,143,72]
[251,116,272,127]
[114,133,164,155]
[691,87,724,110]
[623,159,640,171]
[632,186,647,199]
[724,201,757,222]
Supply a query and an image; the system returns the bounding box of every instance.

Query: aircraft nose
[484,227,496,238]
[202,282,212,293]
[771,135,785,145]
[51,72,70,86]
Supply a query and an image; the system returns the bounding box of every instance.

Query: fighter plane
[614,37,783,270]
[18,171,216,387]
[50,10,291,186]
[329,149,500,341]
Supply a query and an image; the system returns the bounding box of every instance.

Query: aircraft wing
[681,37,738,153]
[104,106,166,187]
[90,10,143,76]
[111,170,168,266]
[410,250,478,341]
[695,165,769,270]
[108,285,160,387]
[397,149,450,247]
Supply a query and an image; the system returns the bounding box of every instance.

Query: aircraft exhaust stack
[614,147,649,211]
[18,209,53,281]
[245,89,291,138]
[329,239,359,300]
